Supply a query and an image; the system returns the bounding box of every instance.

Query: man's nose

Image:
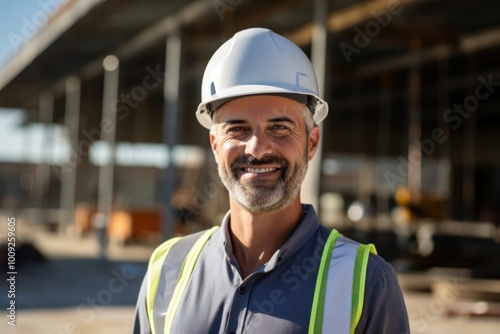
[245,131,272,160]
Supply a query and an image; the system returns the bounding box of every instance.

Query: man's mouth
[243,167,279,174]
[231,155,287,178]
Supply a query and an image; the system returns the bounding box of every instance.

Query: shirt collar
[219,210,235,259]
[271,204,320,267]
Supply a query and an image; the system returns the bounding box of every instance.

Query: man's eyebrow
[268,117,296,124]
[222,119,246,125]
[220,117,296,126]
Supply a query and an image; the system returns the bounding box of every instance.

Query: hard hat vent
[210,82,216,96]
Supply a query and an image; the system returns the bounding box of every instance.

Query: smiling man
[133,28,410,334]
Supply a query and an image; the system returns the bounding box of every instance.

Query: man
[134,28,409,334]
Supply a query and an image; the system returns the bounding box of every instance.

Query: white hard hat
[195,27,328,129]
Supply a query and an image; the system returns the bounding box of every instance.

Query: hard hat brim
[196,84,328,129]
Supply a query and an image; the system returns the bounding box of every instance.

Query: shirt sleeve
[132,272,152,334]
[354,254,410,334]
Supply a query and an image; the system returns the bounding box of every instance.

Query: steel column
[463,55,477,220]
[34,92,54,223]
[302,0,328,211]
[162,26,182,240]
[59,77,81,228]
[408,37,422,203]
[95,55,120,256]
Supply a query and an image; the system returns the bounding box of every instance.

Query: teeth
[245,167,276,173]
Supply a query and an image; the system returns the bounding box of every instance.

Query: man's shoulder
[151,227,219,258]
[356,249,410,332]
[365,251,401,295]
[318,227,399,284]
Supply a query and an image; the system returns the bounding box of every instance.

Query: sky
[0,1,67,163]
[0,1,66,67]
[0,1,203,167]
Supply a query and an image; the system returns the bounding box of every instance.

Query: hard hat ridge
[196,27,328,129]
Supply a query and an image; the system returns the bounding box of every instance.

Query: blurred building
[0,0,499,253]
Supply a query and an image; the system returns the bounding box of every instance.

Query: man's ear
[307,125,320,161]
[209,131,219,163]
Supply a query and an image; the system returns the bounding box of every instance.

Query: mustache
[231,155,288,169]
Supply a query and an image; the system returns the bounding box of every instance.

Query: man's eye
[270,125,289,132]
[227,127,248,134]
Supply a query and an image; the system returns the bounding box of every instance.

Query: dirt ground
[1,217,499,333]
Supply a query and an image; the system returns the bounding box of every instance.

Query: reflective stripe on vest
[309,230,377,334]
[146,227,376,334]
[146,227,218,334]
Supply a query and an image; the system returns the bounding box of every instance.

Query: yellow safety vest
[146,227,376,334]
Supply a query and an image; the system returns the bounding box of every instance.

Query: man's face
[210,95,320,213]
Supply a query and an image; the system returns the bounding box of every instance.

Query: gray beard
[218,153,308,213]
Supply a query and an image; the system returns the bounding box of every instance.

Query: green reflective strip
[146,237,182,334]
[308,229,341,334]
[164,226,219,334]
[350,243,377,334]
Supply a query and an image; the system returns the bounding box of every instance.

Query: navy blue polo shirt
[133,205,410,333]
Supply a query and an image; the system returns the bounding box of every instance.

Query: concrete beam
[51,0,214,96]
[0,0,104,92]
[285,0,421,46]
[358,25,500,76]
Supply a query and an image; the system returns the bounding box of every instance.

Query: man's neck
[228,198,304,279]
